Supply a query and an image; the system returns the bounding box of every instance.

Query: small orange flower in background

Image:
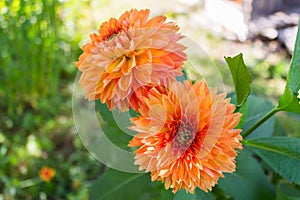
[128,80,242,194]
[75,9,186,111]
[39,166,56,182]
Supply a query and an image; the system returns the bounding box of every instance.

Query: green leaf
[227,92,248,128]
[96,101,133,151]
[277,23,300,113]
[237,100,248,128]
[160,189,174,200]
[244,137,300,186]
[174,190,196,200]
[277,183,300,200]
[225,53,252,107]
[174,188,215,200]
[218,151,275,200]
[195,188,215,200]
[242,95,275,139]
[278,87,300,114]
[89,169,172,200]
[176,69,187,83]
[272,118,287,136]
[89,169,143,200]
[287,22,300,95]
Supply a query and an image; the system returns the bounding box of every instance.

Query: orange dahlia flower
[128,80,242,193]
[39,166,56,182]
[75,9,186,111]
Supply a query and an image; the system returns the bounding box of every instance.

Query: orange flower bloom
[128,80,242,193]
[39,166,56,182]
[75,9,186,111]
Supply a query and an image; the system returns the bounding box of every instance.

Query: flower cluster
[76,9,242,194]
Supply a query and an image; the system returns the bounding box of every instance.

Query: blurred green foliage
[0,0,80,119]
[0,0,99,199]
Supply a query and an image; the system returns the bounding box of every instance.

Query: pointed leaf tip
[225,53,252,108]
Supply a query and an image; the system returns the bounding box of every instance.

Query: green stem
[242,107,280,138]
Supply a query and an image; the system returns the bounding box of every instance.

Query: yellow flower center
[172,123,197,154]
[175,128,193,146]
